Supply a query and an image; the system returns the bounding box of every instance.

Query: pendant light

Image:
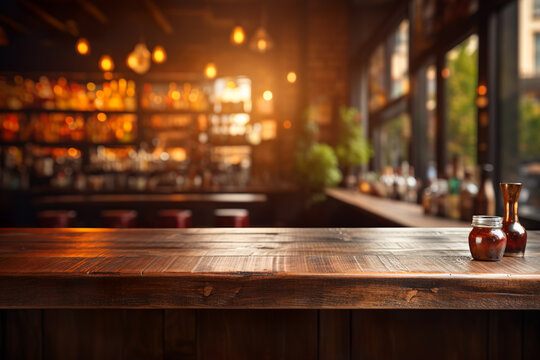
[230,26,246,45]
[250,2,273,53]
[126,43,151,74]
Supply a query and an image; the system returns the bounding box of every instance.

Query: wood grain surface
[0,227,539,309]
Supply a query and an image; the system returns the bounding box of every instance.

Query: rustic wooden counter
[0,227,539,309]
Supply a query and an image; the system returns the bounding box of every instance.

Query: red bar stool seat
[157,209,192,228]
[37,210,76,228]
[214,209,249,227]
[101,210,138,228]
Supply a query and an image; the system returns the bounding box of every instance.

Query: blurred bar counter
[325,188,468,228]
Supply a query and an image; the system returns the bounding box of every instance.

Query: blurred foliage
[446,36,478,168]
[295,108,342,191]
[519,96,540,161]
[335,106,373,169]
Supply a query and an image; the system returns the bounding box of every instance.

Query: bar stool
[101,210,138,228]
[214,209,249,227]
[37,210,76,228]
[157,209,192,228]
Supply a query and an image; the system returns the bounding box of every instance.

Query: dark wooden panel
[523,310,540,360]
[197,310,318,360]
[351,310,488,360]
[3,310,42,360]
[42,310,124,360]
[164,310,197,360]
[121,310,163,360]
[319,310,350,360]
[488,311,522,360]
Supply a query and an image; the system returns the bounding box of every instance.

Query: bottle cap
[472,215,502,228]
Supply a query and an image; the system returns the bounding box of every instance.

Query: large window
[377,113,411,169]
[499,0,540,219]
[444,34,478,172]
[390,20,410,99]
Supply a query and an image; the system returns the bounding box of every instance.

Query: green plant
[296,143,342,191]
[335,106,372,169]
[295,109,342,191]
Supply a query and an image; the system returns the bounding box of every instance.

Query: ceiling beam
[0,13,31,34]
[20,0,78,36]
[76,0,109,24]
[144,0,173,34]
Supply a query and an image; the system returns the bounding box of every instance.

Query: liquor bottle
[459,170,478,221]
[448,156,462,219]
[474,164,495,216]
[500,183,527,256]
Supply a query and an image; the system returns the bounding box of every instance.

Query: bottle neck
[504,199,519,223]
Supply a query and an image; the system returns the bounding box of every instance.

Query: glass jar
[468,216,507,261]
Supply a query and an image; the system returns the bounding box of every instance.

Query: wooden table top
[326,188,469,227]
[0,228,539,309]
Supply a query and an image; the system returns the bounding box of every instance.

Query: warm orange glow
[441,68,450,78]
[103,71,113,80]
[152,46,167,63]
[65,116,74,124]
[478,85,487,95]
[76,38,90,55]
[126,53,138,68]
[97,112,107,122]
[99,55,114,72]
[257,39,267,52]
[86,82,96,91]
[67,147,81,158]
[231,26,246,45]
[262,90,273,101]
[205,63,217,79]
[170,147,187,162]
[171,90,181,100]
[476,96,488,108]
[283,120,292,129]
[286,71,297,83]
[123,121,133,132]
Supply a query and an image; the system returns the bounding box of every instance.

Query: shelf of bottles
[356,159,494,223]
[0,73,274,193]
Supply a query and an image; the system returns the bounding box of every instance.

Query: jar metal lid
[471,215,503,228]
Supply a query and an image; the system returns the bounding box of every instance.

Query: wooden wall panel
[351,310,488,360]
[197,310,318,360]
[42,310,124,360]
[319,310,351,360]
[1,309,539,359]
[164,310,197,360]
[488,311,522,360]
[121,310,163,360]
[3,310,42,360]
[523,311,540,360]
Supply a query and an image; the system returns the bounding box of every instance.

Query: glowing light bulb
[76,38,90,55]
[478,85,487,95]
[205,63,217,79]
[99,55,114,72]
[262,90,273,101]
[257,39,267,52]
[152,46,167,63]
[231,26,245,45]
[286,71,297,83]
[126,53,138,68]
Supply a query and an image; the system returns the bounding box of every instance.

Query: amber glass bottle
[500,183,527,257]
